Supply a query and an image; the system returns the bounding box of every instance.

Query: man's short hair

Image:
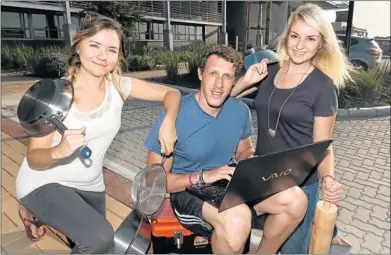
[200,45,243,78]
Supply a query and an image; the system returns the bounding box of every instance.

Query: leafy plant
[378,61,391,103]
[30,50,68,78]
[161,50,182,82]
[338,63,390,108]
[183,43,212,77]
[1,44,35,70]
[125,55,157,71]
[84,1,143,38]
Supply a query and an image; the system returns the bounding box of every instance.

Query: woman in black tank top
[231,3,354,254]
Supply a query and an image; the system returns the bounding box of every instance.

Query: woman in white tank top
[16,13,181,253]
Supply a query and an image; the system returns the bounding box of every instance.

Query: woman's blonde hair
[276,3,354,88]
[66,13,127,100]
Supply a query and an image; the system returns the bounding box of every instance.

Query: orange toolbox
[150,197,212,254]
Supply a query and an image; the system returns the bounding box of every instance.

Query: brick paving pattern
[1,75,390,254]
[107,101,391,254]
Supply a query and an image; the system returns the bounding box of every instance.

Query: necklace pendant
[269,128,276,137]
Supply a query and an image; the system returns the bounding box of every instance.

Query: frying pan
[17,78,92,159]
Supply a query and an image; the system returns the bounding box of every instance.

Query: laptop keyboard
[196,179,229,205]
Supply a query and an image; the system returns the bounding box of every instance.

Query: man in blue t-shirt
[144,45,308,254]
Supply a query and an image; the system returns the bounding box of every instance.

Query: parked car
[375,38,391,56]
[337,34,383,70]
[243,47,279,70]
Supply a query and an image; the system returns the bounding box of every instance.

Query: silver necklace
[267,65,312,137]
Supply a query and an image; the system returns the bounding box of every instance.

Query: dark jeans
[21,183,114,254]
[279,182,338,254]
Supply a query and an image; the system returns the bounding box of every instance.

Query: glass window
[171,24,203,41]
[1,12,22,28]
[24,13,31,39]
[1,11,25,38]
[153,23,159,34]
[177,25,186,40]
[32,14,47,28]
[23,13,29,28]
[189,26,195,40]
[71,15,80,28]
[54,15,64,38]
[196,26,203,40]
[32,14,48,38]
[138,22,147,33]
[54,15,64,29]
[139,32,146,40]
[151,22,164,40]
[351,38,359,46]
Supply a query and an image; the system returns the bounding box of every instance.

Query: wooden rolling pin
[309,200,337,254]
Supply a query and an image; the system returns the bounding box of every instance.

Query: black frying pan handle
[50,116,92,159]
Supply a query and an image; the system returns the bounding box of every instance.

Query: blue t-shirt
[144,93,253,174]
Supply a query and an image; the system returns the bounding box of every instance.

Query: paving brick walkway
[1,74,390,254]
[109,102,391,254]
[94,98,391,254]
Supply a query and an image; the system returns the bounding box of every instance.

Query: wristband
[189,172,195,185]
[200,169,205,185]
[321,175,334,183]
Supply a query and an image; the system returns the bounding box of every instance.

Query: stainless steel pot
[111,210,151,254]
[17,78,92,159]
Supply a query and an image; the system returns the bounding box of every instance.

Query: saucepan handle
[50,116,92,159]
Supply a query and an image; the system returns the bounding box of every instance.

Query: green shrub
[1,44,35,70]
[339,63,390,108]
[2,45,14,68]
[143,46,165,66]
[1,45,67,77]
[30,50,68,78]
[161,50,181,82]
[378,61,391,103]
[338,82,361,108]
[356,66,386,102]
[125,55,157,71]
[183,43,212,77]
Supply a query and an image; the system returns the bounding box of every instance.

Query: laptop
[186,139,332,213]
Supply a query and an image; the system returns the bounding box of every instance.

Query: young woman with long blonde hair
[231,3,353,253]
[16,13,181,253]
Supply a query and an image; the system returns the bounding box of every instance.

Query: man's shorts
[170,190,268,238]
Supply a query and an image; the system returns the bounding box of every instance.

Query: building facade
[226,1,349,51]
[129,1,225,52]
[1,1,225,52]
[1,1,84,47]
[333,10,368,37]
[1,1,350,52]
[332,22,368,37]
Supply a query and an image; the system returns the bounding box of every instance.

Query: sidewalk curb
[103,154,137,182]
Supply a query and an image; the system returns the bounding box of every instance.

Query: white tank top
[16,77,132,199]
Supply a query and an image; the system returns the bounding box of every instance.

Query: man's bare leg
[202,203,252,254]
[254,186,308,254]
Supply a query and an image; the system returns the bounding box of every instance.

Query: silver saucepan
[17,78,92,159]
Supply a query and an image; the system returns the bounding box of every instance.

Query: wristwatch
[196,170,205,185]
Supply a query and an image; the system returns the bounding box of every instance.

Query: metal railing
[134,1,167,18]
[4,1,88,9]
[2,28,63,40]
[170,1,223,23]
[133,1,223,23]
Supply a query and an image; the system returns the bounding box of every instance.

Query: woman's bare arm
[26,132,58,170]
